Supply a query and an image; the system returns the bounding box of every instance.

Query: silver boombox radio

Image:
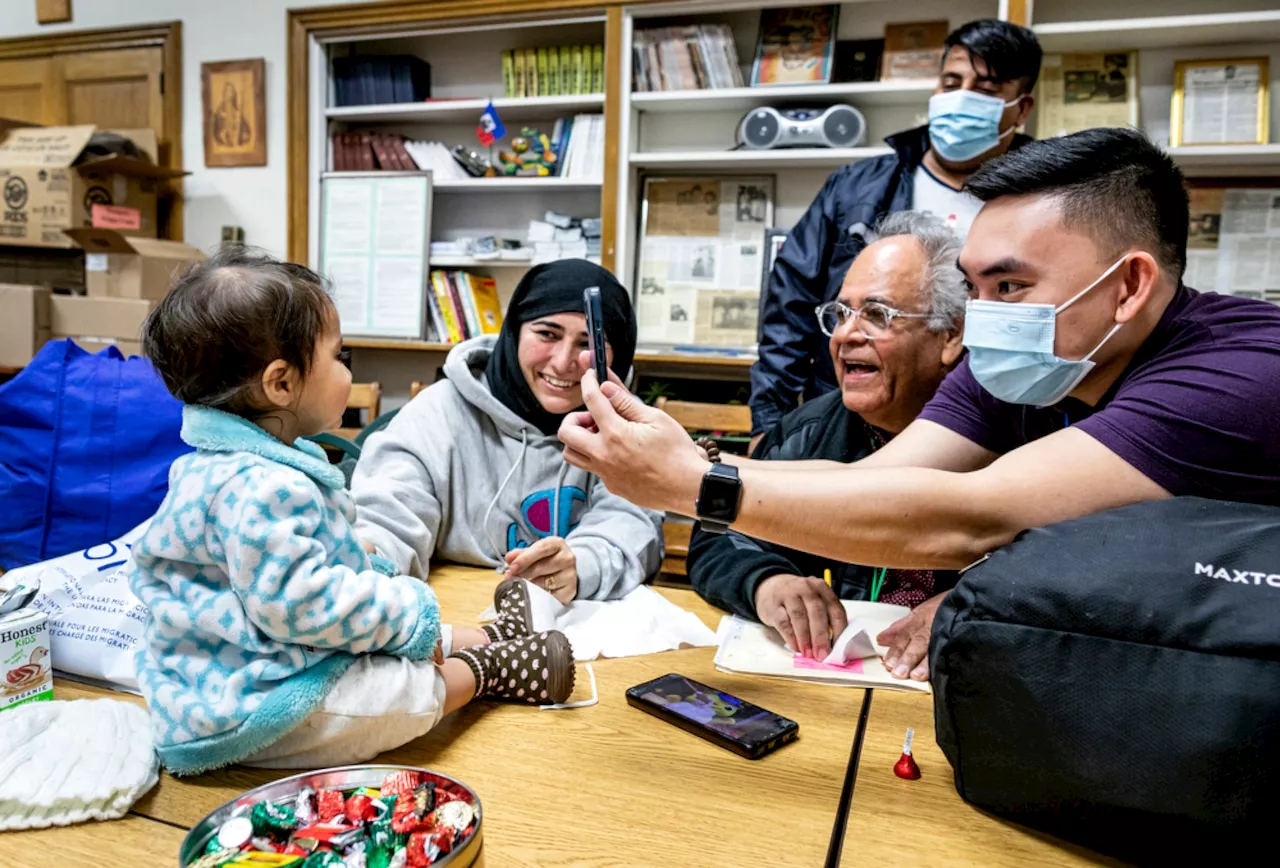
[735,105,867,150]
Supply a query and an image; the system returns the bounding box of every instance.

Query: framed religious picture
[1171,57,1270,147]
[202,58,267,167]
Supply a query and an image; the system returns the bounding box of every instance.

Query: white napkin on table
[0,698,159,830]
[482,582,718,662]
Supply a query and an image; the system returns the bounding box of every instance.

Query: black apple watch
[695,462,742,535]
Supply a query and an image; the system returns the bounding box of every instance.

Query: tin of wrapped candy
[345,792,377,824]
[317,789,346,822]
[189,849,241,868]
[390,787,436,835]
[432,802,474,834]
[252,800,299,837]
[229,854,304,865]
[299,850,346,867]
[379,771,421,800]
[295,788,318,827]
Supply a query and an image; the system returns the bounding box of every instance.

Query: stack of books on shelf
[430,239,534,261]
[332,132,418,171]
[427,270,505,344]
[502,45,604,98]
[557,115,605,180]
[632,25,744,91]
[332,55,431,106]
[527,211,600,265]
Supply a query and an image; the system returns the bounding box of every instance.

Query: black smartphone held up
[626,673,799,760]
[583,285,609,385]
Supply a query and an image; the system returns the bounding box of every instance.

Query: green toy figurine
[498,126,558,176]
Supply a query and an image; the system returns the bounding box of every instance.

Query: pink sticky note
[91,204,141,230]
[793,654,864,674]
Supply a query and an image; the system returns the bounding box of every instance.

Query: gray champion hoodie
[350,335,664,600]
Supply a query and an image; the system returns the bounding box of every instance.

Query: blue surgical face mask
[963,256,1128,407]
[928,89,1022,163]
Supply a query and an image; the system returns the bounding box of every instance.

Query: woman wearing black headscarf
[351,260,662,603]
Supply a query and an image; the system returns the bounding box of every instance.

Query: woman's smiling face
[517,312,613,414]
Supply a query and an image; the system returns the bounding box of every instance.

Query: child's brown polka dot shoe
[450,630,575,705]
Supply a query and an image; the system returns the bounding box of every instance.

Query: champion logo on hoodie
[507,485,586,550]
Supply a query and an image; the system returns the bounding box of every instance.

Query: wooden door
[57,48,165,142]
[0,57,62,124]
[0,24,182,237]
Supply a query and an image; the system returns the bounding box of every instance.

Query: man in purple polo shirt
[556,127,1280,682]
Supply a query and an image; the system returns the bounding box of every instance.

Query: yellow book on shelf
[467,274,504,334]
[430,270,464,343]
[513,48,526,98]
[502,49,515,98]
[547,45,560,96]
[573,45,586,94]
[536,47,549,97]
[560,46,574,95]
[591,44,604,94]
[524,48,538,98]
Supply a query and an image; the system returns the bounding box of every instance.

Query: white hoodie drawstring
[551,461,571,538]
[484,428,528,565]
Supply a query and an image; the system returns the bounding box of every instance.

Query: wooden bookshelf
[290,0,1280,399]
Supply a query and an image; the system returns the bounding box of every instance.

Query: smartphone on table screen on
[583,286,609,385]
[626,673,799,759]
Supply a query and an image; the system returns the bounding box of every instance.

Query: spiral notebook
[713,600,932,694]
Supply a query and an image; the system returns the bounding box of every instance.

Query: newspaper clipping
[637,177,775,348]
[1212,189,1280,303]
[1185,187,1224,291]
[1176,60,1266,145]
[1036,52,1138,139]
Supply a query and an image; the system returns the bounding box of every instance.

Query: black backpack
[930,497,1280,864]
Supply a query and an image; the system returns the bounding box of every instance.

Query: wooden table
[0,566,1111,866]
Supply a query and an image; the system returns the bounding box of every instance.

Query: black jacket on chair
[748,125,1032,436]
[688,391,958,618]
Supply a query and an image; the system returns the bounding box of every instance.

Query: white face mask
[962,256,1128,406]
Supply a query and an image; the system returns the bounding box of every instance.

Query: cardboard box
[0,283,51,367]
[0,120,187,248]
[65,228,203,300]
[70,335,143,357]
[0,246,84,291]
[49,295,152,341]
[0,607,52,712]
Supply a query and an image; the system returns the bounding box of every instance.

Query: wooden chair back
[334,381,382,440]
[409,380,428,399]
[652,398,752,581]
[655,397,753,435]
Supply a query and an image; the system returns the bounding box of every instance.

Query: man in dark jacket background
[749,19,1041,446]
[691,211,966,659]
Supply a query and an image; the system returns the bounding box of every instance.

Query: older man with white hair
[688,211,966,660]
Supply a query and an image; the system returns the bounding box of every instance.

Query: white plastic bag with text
[10,522,149,693]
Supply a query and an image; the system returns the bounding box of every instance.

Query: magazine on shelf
[750,6,838,87]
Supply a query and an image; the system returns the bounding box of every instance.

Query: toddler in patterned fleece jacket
[129,247,573,775]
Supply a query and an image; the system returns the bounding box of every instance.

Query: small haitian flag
[477,101,505,146]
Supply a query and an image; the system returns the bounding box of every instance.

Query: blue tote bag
[0,339,191,569]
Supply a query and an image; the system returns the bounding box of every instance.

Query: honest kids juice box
[0,607,52,711]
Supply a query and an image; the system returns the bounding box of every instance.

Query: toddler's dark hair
[142,246,335,416]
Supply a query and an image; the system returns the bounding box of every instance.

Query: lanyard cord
[869,567,887,603]
[855,421,890,603]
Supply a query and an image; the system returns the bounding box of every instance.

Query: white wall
[0,0,353,259]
